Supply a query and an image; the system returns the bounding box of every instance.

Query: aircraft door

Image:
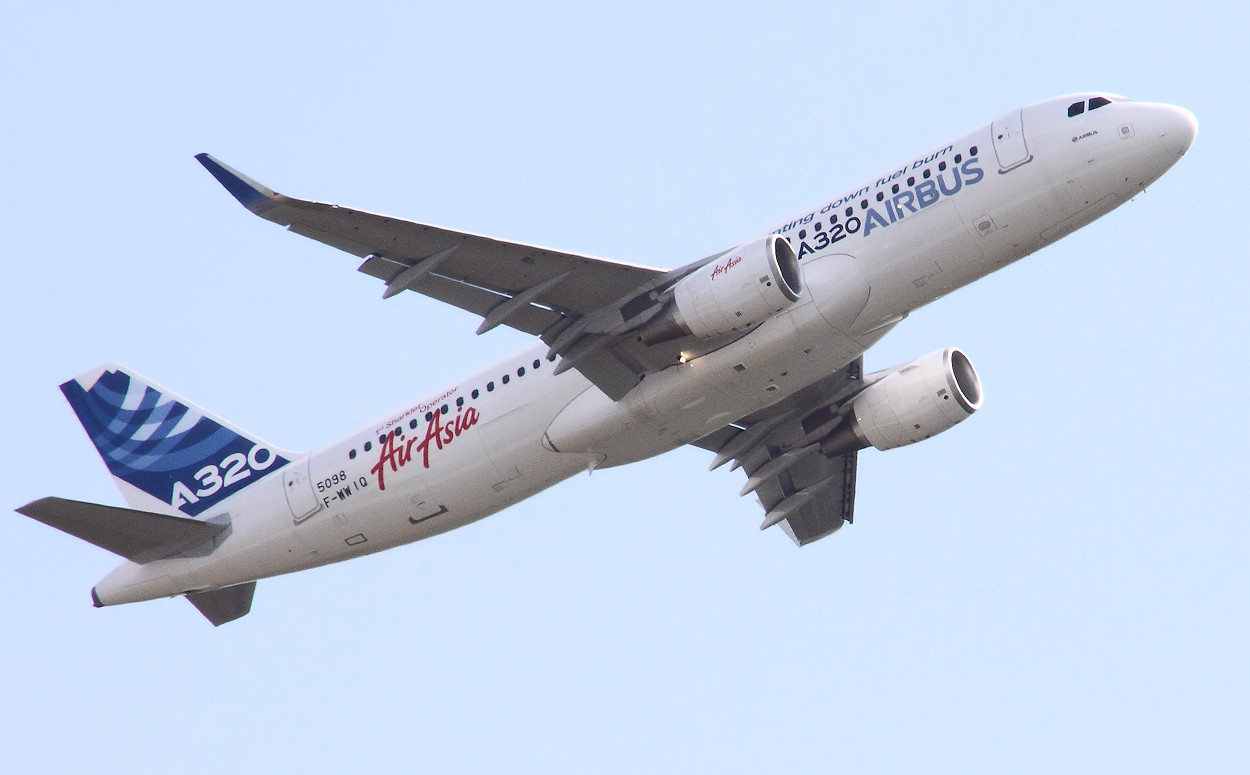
[991,109,1033,173]
[283,457,322,522]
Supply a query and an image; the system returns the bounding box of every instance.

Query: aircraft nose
[1155,104,1198,158]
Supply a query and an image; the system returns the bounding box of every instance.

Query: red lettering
[709,255,742,280]
[369,432,401,490]
[414,414,444,468]
[374,405,483,488]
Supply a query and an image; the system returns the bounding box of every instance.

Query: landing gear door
[284,457,322,523]
[991,109,1032,173]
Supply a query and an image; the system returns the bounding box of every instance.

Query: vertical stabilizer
[60,364,294,517]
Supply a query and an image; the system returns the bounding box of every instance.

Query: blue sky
[2,2,1245,772]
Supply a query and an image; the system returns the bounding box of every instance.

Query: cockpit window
[1068,96,1116,118]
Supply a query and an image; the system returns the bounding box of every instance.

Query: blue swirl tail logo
[61,367,288,517]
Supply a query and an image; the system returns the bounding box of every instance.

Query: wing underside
[694,357,865,546]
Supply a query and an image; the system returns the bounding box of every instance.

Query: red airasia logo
[371,405,481,490]
[709,255,742,280]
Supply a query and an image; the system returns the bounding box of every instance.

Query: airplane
[16,94,1196,625]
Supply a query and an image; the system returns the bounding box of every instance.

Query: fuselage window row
[795,146,978,246]
[346,355,554,460]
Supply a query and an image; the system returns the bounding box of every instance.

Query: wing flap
[777,452,857,545]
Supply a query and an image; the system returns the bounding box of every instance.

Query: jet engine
[822,348,983,456]
[640,234,802,345]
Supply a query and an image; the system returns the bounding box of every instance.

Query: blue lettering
[936,166,963,197]
[915,180,939,208]
[961,158,984,186]
[850,154,987,240]
[893,190,917,215]
[862,208,890,237]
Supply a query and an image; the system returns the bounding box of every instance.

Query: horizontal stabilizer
[186,582,256,626]
[16,497,229,564]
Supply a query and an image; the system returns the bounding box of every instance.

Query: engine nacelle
[640,234,802,345]
[822,348,983,455]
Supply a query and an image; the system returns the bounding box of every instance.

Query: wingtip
[195,153,278,214]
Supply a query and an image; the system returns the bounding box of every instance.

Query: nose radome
[1155,104,1198,157]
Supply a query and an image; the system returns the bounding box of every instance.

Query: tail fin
[60,364,293,518]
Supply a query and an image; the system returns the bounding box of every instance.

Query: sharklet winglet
[195,153,282,216]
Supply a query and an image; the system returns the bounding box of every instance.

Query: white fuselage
[93,95,1196,605]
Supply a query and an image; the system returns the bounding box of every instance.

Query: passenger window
[1068,101,1085,117]
[1089,96,1112,110]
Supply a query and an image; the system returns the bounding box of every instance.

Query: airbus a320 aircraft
[18,94,1196,625]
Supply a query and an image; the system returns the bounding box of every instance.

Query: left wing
[693,357,866,546]
[197,154,689,398]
